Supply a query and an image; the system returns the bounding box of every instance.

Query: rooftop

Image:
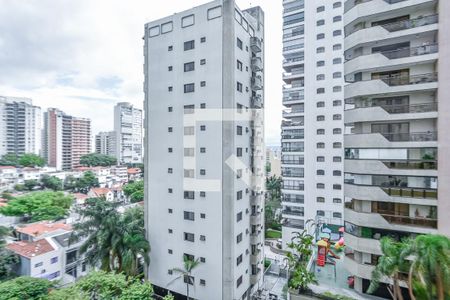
[90,187,112,196]
[16,221,72,238]
[127,168,141,174]
[6,239,55,258]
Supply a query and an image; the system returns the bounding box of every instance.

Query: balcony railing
[281,147,304,152]
[346,43,438,61]
[380,214,437,228]
[348,102,437,114]
[281,120,304,127]
[283,95,304,102]
[381,187,437,199]
[282,210,304,217]
[282,134,304,140]
[283,44,304,52]
[281,171,304,178]
[346,14,438,36]
[346,72,438,86]
[281,158,304,165]
[283,70,304,77]
[379,131,437,142]
[282,196,304,203]
[344,0,407,13]
[283,221,304,229]
[283,31,304,39]
[281,184,304,190]
[283,109,304,118]
[283,56,304,64]
[381,160,437,170]
[284,4,304,13]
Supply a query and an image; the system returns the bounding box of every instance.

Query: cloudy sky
[0,0,283,146]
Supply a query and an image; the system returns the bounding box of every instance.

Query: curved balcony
[345,73,438,99]
[345,44,438,75]
[283,71,304,83]
[345,14,438,51]
[344,232,381,255]
[345,131,437,149]
[345,158,437,177]
[344,254,375,280]
[344,102,438,124]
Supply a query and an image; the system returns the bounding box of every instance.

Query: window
[168,229,173,233]
[317,156,325,162]
[333,16,342,22]
[237,126,242,135]
[168,209,173,213]
[168,66,173,71]
[237,38,243,50]
[317,6,325,12]
[317,115,325,121]
[168,188,173,193]
[200,169,206,175]
[182,14,195,28]
[168,106,173,112]
[317,210,325,216]
[316,19,325,26]
[237,212,243,222]
[317,183,325,189]
[317,33,325,40]
[200,147,206,153]
[317,47,325,53]
[184,40,195,51]
[317,88,325,94]
[184,62,195,72]
[333,100,342,106]
[184,191,195,199]
[200,213,206,219]
[168,168,173,173]
[237,254,243,266]
[237,147,243,157]
[168,269,173,274]
[333,156,342,162]
[208,5,222,20]
[333,30,342,36]
[35,262,43,268]
[237,190,243,200]
[200,81,206,87]
[168,148,173,153]
[333,86,342,92]
[333,170,342,176]
[184,104,195,114]
[333,44,342,50]
[184,126,194,135]
[333,184,342,190]
[317,74,325,81]
[237,275,243,287]
[317,197,325,202]
[317,170,325,175]
[161,21,173,34]
[236,233,243,243]
[237,60,243,71]
[168,45,173,51]
[333,2,342,8]
[200,257,206,263]
[333,198,342,204]
[184,83,195,93]
[333,212,342,218]
[317,61,325,67]
[201,37,206,43]
[200,191,206,197]
[200,125,206,131]
[333,114,342,120]
[184,232,195,242]
[333,128,342,134]
[168,127,173,132]
[317,101,325,107]
[333,58,342,64]
[149,26,160,37]
[237,82,243,92]
[200,279,206,286]
[317,142,325,149]
[333,72,342,78]
[333,142,342,148]
[200,59,206,65]
[168,86,173,92]
[200,103,206,108]
[317,129,325,135]
[184,211,195,221]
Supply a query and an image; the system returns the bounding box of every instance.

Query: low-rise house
[127,167,142,181]
[73,193,89,206]
[0,166,18,190]
[87,187,114,202]
[110,165,128,183]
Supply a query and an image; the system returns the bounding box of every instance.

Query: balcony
[250,37,262,53]
[282,195,304,204]
[344,232,381,255]
[283,56,304,66]
[344,254,375,280]
[281,147,303,153]
[381,187,437,199]
[283,70,304,82]
[251,57,262,72]
[345,73,438,99]
[251,95,263,108]
[345,158,437,177]
[281,133,304,140]
[281,184,304,191]
[251,75,262,90]
[283,221,304,229]
[345,14,439,51]
[282,109,304,119]
[282,209,304,217]
[281,158,304,165]
[281,171,303,178]
[281,120,304,127]
[345,132,437,149]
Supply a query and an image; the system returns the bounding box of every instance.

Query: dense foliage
[265,175,282,231]
[0,226,19,281]
[80,153,117,167]
[0,276,53,300]
[123,180,144,203]
[41,175,63,191]
[0,191,73,222]
[0,153,45,167]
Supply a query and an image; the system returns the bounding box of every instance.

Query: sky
[0,0,283,146]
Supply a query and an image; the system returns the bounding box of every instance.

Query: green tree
[0,226,19,281]
[76,171,99,193]
[63,175,78,191]
[0,191,73,222]
[123,181,144,203]
[368,237,409,300]
[41,175,63,191]
[13,184,25,191]
[0,276,53,300]
[80,153,117,167]
[0,154,19,166]
[169,257,201,300]
[18,154,45,167]
[24,179,39,191]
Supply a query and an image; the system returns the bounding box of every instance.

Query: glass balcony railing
[379,131,437,142]
[281,184,304,190]
[344,0,407,13]
[346,43,438,61]
[346,73,438,86]
[282,195,304,203]
[281,134,304,140]
[381,187,437,199]
[381,160,437,170]
[281,158,304,165]
[347,102,437,114]
[282,209,304,217]
[283,221,304,229]
[281,120,304,127]
[281,171,304,178]
[381,214,437,228]
[281,147,304,152]
[283,56,304,64]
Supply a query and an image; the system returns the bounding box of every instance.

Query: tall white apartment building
[95,131,117,157]
[114,102,143,164]
[281,0,345,246]
[343,0,450,297]
[144,1,265,299]
[0,96,42,157]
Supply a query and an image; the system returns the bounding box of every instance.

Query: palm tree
[368,237,408,300]
[266,175,282,200]
[401,234,450,300]
[169,257,201,300]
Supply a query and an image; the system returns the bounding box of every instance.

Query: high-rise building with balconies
[114,102,143,165]
[343,0,449,297]
[95,131,117,158]
[281,0,345,246]
[143,1,265,299]
[0,96,42,157]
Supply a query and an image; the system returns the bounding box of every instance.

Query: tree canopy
[0,226,19,281]
[80,153,117,167]
[41,175,63,191]
[76,171,99,193]
[0,153,45,167]
[0,191,73,222]
[123,180,144,203]
[0,276,53,300]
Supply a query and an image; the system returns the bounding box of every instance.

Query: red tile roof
[127,168,141,174]
[0,166,16,169]
[16,221,72,237]
[6,239,55,258]
[73,193,88,200]
[90,187,111,196]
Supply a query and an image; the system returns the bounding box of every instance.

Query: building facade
[95,131,117,157]
[281,0,345,246]
[144,1,265,299]
[343,0,447,296]
[114,102,143,164]
[0,96,42,157]
[43,108,91,171]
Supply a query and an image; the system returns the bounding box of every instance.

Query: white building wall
[114,103,143,164]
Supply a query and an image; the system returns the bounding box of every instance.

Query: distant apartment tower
[0,96,42,157]
[43,108,91,170]
[144,1,265,299]
[343,0,449,297]
[281,0,345,246]
[95,131,116,157]
[114,102,143,164]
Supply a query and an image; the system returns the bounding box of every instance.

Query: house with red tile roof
[88,187,114,201]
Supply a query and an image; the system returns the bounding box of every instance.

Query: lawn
[265,229,282,239]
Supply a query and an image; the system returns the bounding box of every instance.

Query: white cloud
[0,0,282,145]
